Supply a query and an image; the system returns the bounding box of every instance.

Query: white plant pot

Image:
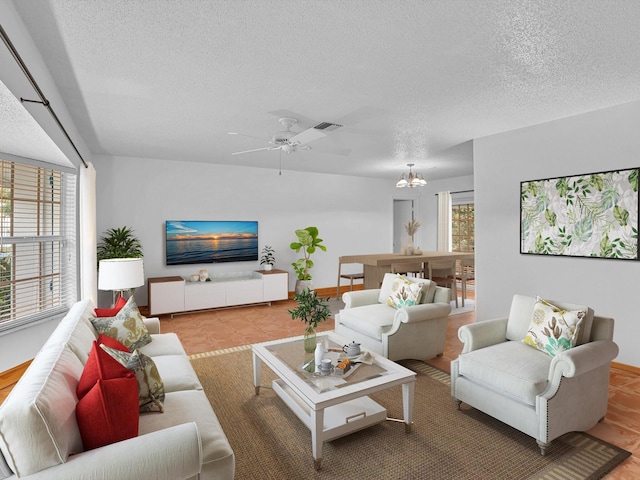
[264,264,273,271]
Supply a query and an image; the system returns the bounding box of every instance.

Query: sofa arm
[395,303,451,324]
[342,289,381,309]
[548,340,619,381]
[143,317,161,334]
[458,317,508,353]
[22,423,202,480]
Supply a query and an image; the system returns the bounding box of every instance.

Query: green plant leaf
[600,234,613,257]
[556,178,569,197]
[629,169,638,192]
[573,218,593,242]
[613,205,629,227]
[97,226,143,264]
[544,209,557,227]
[589,174,604,192]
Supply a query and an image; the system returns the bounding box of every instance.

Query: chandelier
[396,163,427,188]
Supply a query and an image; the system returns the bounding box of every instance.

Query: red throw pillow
[97,333,129,352]
[76,377,139,450]
[94,295,128,318]
[76,340,131,399]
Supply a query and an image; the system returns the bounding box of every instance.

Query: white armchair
[451,294,619,454]
[335,273,452,361]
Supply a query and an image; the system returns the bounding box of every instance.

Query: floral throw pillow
[100,344,165,413]
[91,296,152,352]
[387,275,424,309]
[523,297,586,357]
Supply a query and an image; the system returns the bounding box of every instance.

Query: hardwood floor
[1,292,638,478]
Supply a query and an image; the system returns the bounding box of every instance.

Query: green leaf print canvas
[520,168,639,260]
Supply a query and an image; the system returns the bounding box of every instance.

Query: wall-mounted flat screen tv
[165,220,258,265]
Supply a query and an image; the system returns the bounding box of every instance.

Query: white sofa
[335,273,452,361]
[451,294,619,454]
[0,300,235,479]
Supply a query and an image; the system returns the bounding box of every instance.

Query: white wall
[93,155,400,307]
[475,99,640,367]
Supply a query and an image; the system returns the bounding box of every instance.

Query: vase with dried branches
[404,219,421,255]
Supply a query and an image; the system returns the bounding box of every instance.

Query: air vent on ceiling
[313,122,342,132]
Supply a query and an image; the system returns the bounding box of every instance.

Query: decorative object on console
[290,226,326,293]
[98,257,145,305]
[395,163,427,188]
[288,287,331,353]
[520,167,639,259]
[260,245,276,271]
[165,220,258,265]
[199,269,209,281]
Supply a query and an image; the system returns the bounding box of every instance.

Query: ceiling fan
[229,117,350,156]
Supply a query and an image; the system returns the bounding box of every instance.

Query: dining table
[339,251,474,289]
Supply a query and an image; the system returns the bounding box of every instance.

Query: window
[452,203,474,252]
[0,159,76,331]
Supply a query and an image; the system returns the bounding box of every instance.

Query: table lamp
[98,258,145,305]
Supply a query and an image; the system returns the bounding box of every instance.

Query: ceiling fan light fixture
[396,163,427,188]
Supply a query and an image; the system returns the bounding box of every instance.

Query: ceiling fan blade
[334,106,385,126]
[228,132,267,141]
[288,127,327,146]
[232,146,277,155]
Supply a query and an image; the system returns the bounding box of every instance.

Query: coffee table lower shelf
[272,379,387,443]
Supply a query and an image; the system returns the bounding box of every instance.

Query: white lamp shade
[98,258,145,290]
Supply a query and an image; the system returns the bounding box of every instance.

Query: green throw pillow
[523,297,586,357]
[100,344,165,413]
[91,296,152,352]
[387,275,424,309]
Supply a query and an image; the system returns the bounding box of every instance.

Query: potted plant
[290,226,326,293]
[288,287,332,353]
[97,226,144,303]
[97,226,143,262]
[260,245,276,271]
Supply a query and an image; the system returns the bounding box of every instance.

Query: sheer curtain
[79,162,97,305]
[437,191,451,251]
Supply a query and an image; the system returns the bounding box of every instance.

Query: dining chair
[336,256,365,299]
[391,262,425,278]
[428,259,458,308]
[455,257,474,307]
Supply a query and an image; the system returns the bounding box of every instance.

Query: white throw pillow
[386,275,424,309]
[522,297,586,357]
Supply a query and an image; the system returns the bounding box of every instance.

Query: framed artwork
[520,168,639,260]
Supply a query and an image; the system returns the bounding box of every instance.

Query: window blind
[0,159,77,332]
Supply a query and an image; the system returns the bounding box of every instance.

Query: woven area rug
[190,346,630,480]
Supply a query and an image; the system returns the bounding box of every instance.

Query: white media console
[148,269,289,316]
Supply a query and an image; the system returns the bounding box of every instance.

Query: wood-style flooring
[1,292,638,478]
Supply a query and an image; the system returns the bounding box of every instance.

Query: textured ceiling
[5,0,640,181]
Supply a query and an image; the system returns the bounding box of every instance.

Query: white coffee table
[252,331,416,470]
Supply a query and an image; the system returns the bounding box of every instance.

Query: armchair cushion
[458,341,551,406]
[337,304,394,340]
[523,297,586,357]
[386,275,424,308]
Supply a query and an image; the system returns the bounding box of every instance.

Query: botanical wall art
[520,168,639,260]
